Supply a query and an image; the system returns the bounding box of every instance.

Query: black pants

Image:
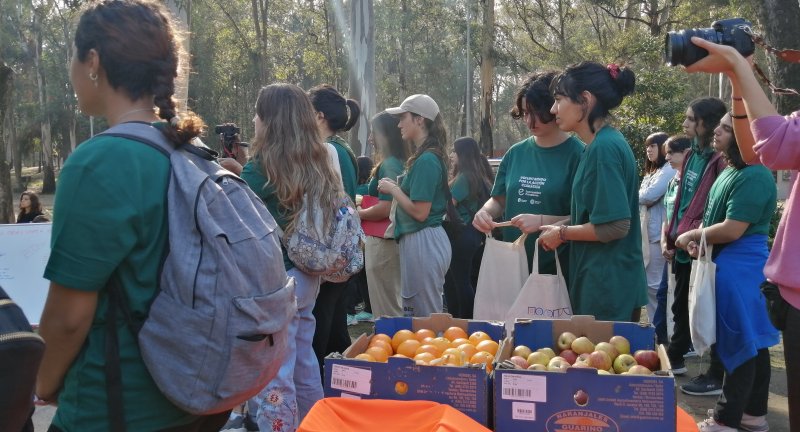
[715,349,771,427]
[667,260,692,363]
[443,224,482,319]
[785,300,800,431]
[346,269,370,314]
[312,280,350,379]
[705,345,725,381]
[46,411,230,432]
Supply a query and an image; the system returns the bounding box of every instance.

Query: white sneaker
[740,413,769,432]
[697,410,736,432]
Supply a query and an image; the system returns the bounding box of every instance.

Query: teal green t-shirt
[568,126,648,321]
[368,156,405,201]
[450,173,484,223]
[241,160,294,271]
[356,183,369,196]
[675,141,715,263]
[663,176,679,226]
[394,151,447,239]
[490,135,584,274]
[703,165,777,237]
[329,136,358,201]
[44,133,196,431]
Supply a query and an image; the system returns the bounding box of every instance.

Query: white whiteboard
[0,223,51,325]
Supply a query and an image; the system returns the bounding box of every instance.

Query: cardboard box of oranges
[493,315,676,432]
[323,313,505,426]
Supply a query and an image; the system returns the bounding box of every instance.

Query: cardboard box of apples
[323,313,505,426]
[493,315,676,432]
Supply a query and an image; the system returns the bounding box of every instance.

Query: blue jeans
[653,262,668,345]
[254,269,323,431]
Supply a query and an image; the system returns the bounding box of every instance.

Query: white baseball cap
[385,94,440,121]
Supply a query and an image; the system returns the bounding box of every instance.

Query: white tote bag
[504,241,572,331]
[688,229,716,357]
[473,233,528,321]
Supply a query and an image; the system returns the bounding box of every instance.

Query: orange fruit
[371,333,392,346]
[415,344,442,358]
[421,336,435,345]
[442,347,466,365]
[415,328,436,341]
[458,343,478,360]
[451,338,471,348]
[470,351,495,372]
[391,329,416,351]
[469,331,492,346]
[429,337,452,354]
[397,339,422,358]
[443,326,468,342]
[368,339,393,355]
[391,354,409,359]
[355,353,375,362]
[414,352,436,364]
[365,346,390,362]
[476,339,499,356]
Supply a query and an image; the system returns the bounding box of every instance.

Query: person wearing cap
[378,94,452,317]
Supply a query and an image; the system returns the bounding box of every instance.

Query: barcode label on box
[331,364,372,395]
[512,402,536,421]
[501,373,547,402]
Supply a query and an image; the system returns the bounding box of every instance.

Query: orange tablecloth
[677,407,700,432]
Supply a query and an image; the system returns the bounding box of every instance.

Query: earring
[89,72,98,87]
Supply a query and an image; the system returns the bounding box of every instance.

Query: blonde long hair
[251,83,342,234]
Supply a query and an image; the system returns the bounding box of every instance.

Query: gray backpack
[101,123,296,421]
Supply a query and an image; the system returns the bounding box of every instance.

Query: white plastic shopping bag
[473,233,528,321]
[504,241,571,331]
[688,229,716,356]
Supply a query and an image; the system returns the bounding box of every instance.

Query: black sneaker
[669,358,688,375]
[681,373,723,396]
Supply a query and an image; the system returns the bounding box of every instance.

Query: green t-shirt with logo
[568,126,648,321]
[44,133,196,431]
[368,156,405,201]
[703,165,776,237]
[663,175,679,227]
[241,160,294,271]
[394,151,447,239]
[450,173,483,223]
[674,141,715,263]
[329,135,358,201]
[491,135,583,274]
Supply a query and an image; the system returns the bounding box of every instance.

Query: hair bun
[612,65,636,98]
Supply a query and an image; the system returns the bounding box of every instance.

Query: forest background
[1,0,799,223]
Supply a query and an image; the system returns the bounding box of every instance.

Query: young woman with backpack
[358,112,410,318]
[379,94,452,317]
[307,84,361,376]
[442,137,493,319]
[241,83,343,431]
[35,0,228,430]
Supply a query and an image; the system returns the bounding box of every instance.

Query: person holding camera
[216,123,249,175]
[674,112,780,432]
[682,34,800,432]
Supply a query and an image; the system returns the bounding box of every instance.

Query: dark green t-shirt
[703,165,776,237]
[241,160,294,271]
[329,136,358,201]
[368,156,405,201]
[44,133,196,431]
[394,151,447,239]
[568,126,648,321]
[450,173,484,223]
[491,135,584,274]
[675,141,715,263]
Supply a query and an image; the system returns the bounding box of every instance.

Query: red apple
[571,336,595,355]
[587,350,612,371]
[547,356,570,372]
[509,356,529,369]
[557,332,577,351]
[609,335,631,355]
[633,350,660,371]
[628,365,653,375]
[595,342,619,361]
[512,345,533,359]
[527,351,550,366]
[612,353,637,374]
[559,349,578,365]
[574,389,589,405]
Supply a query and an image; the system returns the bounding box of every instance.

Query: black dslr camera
[665,18,755,67]
[215,123,241,153]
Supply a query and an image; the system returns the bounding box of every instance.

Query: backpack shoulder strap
[101,122,219,162]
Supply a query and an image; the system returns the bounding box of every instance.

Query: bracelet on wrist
[732,96,743,101]
[559,225,568,242]
[731,113,748,119]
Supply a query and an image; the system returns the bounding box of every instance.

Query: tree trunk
[478,0,495,156]
[349,0,375,156]
[398,0,409,96]
[33,12,55,194]
[0,63,14,223]
[756,0,800,115]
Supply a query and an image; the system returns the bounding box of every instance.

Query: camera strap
[743,27,800,96]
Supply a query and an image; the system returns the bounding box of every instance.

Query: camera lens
[664,32,686,66]
[664,27,720,67]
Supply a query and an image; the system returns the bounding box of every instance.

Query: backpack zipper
[0,331,44,344]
